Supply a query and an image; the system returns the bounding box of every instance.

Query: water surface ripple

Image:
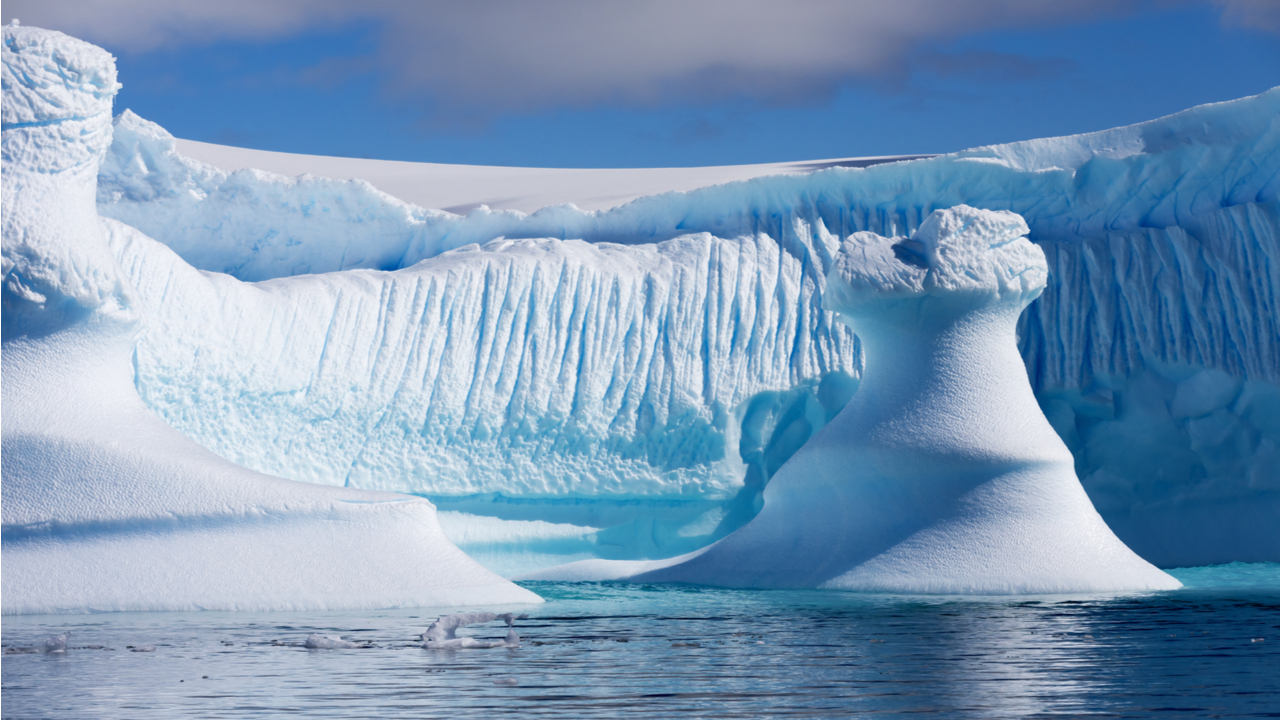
[3,565,1278,718]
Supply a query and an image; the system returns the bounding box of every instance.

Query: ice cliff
[91,83,1280,574]
[526,206,1182,593]
[1,23,540,613]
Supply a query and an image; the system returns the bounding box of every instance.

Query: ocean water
[3,564,1278,719]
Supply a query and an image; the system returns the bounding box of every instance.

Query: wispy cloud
[1214,0,1280,33]
[5,0,1257,122]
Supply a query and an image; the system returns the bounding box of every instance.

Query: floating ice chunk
[36,632,69,653]
[422,612,527,649]
[303,634,360,649]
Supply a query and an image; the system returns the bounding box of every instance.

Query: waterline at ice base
[526,206,1181,592]
[1,23,540,614]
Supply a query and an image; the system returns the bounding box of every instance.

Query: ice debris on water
[37,633,69,653]
[493,677,519,686]
[4,633,77,655]
[421,612,527,649]
[304,634,361,649]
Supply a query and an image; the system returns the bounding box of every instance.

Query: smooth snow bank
[526,207,1181,594]
[99,87,1280,571]
[174,135,930,215]
[0,23,541,615]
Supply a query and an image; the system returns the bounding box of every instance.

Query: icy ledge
[0,23,540,614]
[526,207,1181,594]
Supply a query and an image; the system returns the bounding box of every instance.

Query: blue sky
[5,1,1278,167]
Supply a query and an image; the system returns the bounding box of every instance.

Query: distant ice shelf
[94,85,1280,574]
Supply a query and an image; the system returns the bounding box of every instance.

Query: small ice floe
[37,632,69,653]
[129,646,156,653]
[3,632,72,654]
[304,634,360,649]
[493,677,519,686]
[421,612,528,649]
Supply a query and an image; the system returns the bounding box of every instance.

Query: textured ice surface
[421,612,524,649]
[36,632,69,653]
[304,634,361,649]
[95,86,1280,572]
[527,207,1181,593]
[0,24,541,614]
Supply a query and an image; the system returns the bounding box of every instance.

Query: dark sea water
[3,563,1278,719]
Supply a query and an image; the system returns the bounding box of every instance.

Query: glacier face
[98,88,1280,572]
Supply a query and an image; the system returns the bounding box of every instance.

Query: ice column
[540,206,1182,593]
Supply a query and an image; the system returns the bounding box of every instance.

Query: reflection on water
[3,565,1278,719]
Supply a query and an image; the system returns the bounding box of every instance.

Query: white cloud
[1215,0,1280,33]
[6,0,1241,119]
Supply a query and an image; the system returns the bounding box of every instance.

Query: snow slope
[175,135,930,215]
[526,206,1180,593]
[96,86,1280,574]
[1,23,540,613]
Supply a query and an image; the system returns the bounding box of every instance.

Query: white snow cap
[1,23,120,127]
[824,205,1046,318]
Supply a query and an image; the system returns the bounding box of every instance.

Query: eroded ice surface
[93,85,1280,572]
[0,23,541,614]
[526,207,1182,593]
[421,612,524,649]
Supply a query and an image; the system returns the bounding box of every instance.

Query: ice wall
[1,23,540,613]
[97,86,1280,571]
[527,206,1182,594]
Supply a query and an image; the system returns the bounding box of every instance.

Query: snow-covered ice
[94,83,1280,572]
[0,23,541,614]
[173,132,930,215]
[4,22,1276,600]
[526,207,1182,593]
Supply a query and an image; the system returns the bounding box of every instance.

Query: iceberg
[0,23,540,614]
[5,23,1275,596]
[93,83,1280,573]
[525,207,1181,593]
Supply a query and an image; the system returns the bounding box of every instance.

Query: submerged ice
[528,207,1181,593]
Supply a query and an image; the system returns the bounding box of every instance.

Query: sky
[4,0,1278,168]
